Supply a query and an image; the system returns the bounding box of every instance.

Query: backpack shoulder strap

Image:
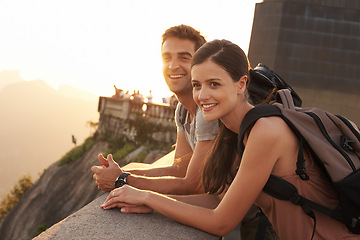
[178,103,188,125]
[264,174,344,239]
[237,104,282,158]
[264,175,335,217]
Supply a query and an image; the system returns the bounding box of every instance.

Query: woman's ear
[237,75,248,94]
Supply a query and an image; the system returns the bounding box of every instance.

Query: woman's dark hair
[191,39,250,194]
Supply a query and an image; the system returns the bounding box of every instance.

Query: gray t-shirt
[175,103,219,150]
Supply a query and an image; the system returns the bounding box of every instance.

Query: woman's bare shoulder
[250,116,291,139]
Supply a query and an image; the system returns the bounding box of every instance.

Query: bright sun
[0,0,261,103]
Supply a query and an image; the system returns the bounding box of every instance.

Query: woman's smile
[201,103,217,111]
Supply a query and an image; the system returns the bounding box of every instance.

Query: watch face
[115,180,125,188]
[115,172,129,188]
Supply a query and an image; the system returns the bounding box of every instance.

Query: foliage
[126,116,175,145]
[146,142,174,153]
[100,116,174,165]
[34,223,48,236]
[0,175,33,221]
[132,150,148,163]
[86,120,99,135]
[58,135,96,166]
[59,114,174,166]
[111,143,137,162]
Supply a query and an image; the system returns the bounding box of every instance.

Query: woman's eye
[192,83,200,88]
[210,82,220,87]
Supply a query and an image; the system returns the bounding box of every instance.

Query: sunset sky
[0,0,261,103]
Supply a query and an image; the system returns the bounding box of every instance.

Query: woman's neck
[221,101,253,134]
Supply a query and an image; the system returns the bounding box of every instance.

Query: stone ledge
[34,194,219,240]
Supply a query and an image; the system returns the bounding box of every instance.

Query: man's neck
[176,91,197,118]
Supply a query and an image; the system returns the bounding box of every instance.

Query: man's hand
[91,154,123,191]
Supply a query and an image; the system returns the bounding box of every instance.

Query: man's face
[161,37,196,95]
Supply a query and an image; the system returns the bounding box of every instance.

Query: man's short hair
[162,25,207,51]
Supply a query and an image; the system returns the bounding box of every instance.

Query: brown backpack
[238,89,360,238]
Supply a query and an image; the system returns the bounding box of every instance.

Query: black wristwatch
[115,172,130,188]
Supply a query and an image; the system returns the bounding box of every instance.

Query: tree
[0,175,33,221]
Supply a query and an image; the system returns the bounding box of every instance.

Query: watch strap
[115,172,130,188]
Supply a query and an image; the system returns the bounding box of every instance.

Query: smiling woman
[0,0,259,100]
[98,39,359,240]
[191,60,247,124]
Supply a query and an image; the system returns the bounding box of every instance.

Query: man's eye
[162,57,170,62]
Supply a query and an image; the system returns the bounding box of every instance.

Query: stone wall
[97,97,177,144]
[31,152,220,240]
[34,194,220,240]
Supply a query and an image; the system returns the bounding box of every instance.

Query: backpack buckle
[352,217,360,228]
[341,136,355,151]
[296,169,310,180]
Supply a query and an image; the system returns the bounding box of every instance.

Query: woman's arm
[101,117,292,236]
[106,193,221,214]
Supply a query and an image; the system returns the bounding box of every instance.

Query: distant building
[248,0,360,125]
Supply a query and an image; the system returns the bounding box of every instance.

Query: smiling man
[91,25,277,240]
[91,25,218,195]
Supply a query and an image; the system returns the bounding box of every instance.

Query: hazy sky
[0,0,261,102]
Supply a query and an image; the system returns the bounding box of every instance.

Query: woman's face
[192,60,245,122]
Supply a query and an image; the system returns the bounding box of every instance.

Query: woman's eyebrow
[205,78,221,82]
[191,78,221,83]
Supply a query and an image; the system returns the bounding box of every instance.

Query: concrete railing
[33,152,220,240]
[34,194,219,240]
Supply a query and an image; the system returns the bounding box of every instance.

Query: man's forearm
[122,151,191,178]
[126,174,202,195]
[124,164,185,178]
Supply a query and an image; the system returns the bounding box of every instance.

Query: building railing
[98,97,176,125]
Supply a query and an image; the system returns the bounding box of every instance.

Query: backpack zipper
[335,115,360,142]
[305,112,356,171]
[336,115,360,160]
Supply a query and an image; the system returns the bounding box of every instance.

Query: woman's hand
[101,185,153,213]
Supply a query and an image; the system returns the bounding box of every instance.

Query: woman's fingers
[101,185,148,210]
[102,186,132,208]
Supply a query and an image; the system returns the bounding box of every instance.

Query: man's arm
[91,132,193,191]
[125,138,213,194]
[123,133,193,177]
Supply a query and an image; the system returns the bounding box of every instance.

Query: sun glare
[0,0,259,103]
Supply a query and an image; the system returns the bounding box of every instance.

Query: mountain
[0,137,168,240]
[0,70,24,90]
[57,84,98,102]
[0,79,99,197]
[0,81,177,239]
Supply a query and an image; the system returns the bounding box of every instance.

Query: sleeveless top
[255,155,359,240]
